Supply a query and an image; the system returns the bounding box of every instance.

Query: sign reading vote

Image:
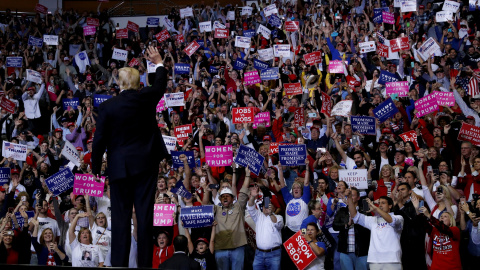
[279,144,306,166]
[351,116,376,135]
[73,174,105,197]
[232,107,255,124]
[339,169,368,189]
[171,151,195,169]
[154,204,176,226]
[205,145,233,167]
[234,145,265,176]
[373,98,399,123]
[283,231,317,270]
[93,94,112,107]
[180,205,214,228]
[45,167,75,196]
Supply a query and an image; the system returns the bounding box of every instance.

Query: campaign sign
[377,43,389,58]
[43,35,59,46]
[260,68,279,80]
[112,48,128,61]
[154,204,176,226]
[436,11,453,22]
[0,168,10,186]
[285,21,299,32]
[13,211,34,230]
[199,21,212,33]
[116,29,128,39]
[180,7,193,18]
[359,41,376,53]
[235,36,251,48]
[351,116,376,135]
[45,168,75,196]
[26,69,42,84]
[401,0,417,12]
[146,17,159,26]
[214,28,229,39]
[399,37,410,50]
[283,231,316,270]
[339,169,368,189]
[180,205,214,228]
[257,24,271,39]
[1,96,18,113]
[264,4,278,17]
[87,17,100,26]
[373,8,388,23]
[28,36,43,48]
[321,92,332,117]
[434,91,454,107]
[156,29,170,43]
[162,135,176,154]
[128,58,140,67]
[244,71,261,86]
[252,112,271,129]
[205,145,233,167]
[390,39,402,53]
[165,93,185,107]
[234,145,265,176]
[414,93,438,118]
[382,11,394,24]
[378,70,398,84]
[73,174,105,197]
[6,57,22,68]
[284,83,302,95]
[156,96,167,113]
[331,100,353,117]
[126,21,139,32]
[253,58,269,70]
[469,0,477,11]
[174,124,193,147]
[62,98,79,111]
[171,151,195,168]
[458,123,480,147]
[269,142,292,155]
[209,66,218,74]
[373,98,399,123]
[176,34,185,43]
[93,94,112,107]
[386,81,408,97]
[268,15,282,28]
[213,21,226,30]
[234,58,248,70]
[328,60,344,73]
[184,41,200,57]
[273,44,291,57]
[418,37,440,58]
[258,48,274,61]
[399,130,419,150]
[243,29,256,38]
[279,144,306,166]
[232,107,255,124]
[171,181,192,199]
[174,63,190,75]
[303,51,321,66]
[83,26,96,36]
[35,3,48,14]
[294,107,304,128]
[242,6,253,16]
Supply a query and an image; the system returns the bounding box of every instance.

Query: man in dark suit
[92,46,167,268]
[159,235,201,270]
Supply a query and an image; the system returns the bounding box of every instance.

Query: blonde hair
[440,212,456,227]
[95,212,108,229]
[118,67,140,91]
[380,164,395,181]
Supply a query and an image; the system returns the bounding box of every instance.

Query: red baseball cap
[419,5,425,9]
[11,168,20,175]
[76,147,83,152]
[55,128,63,133]
[87,138,93,144]
[263,135,272,141]
[67,122,75,127]
[310,126,320,132]
[195,238,209,245]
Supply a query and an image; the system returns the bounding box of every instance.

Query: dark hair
[397,182,412,191]
[306,222,319,232]
[405,171,417,179]
[352,151,364,158]
[350,186,359,196]
[173,235,189,252]
[379,196,394,209]
[308,200,321,213]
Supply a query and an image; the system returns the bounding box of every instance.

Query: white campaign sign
[180,7,193,18]
[165,93,185,107]
[242,7,253,16]
[443,0,460,13]
[359,41,376,53]
[401,0,417,12]
[258,48,274,61]
[26,69,42,84]
[43,35,58,45]
[199,21,212,33]
[235,36,251,49]
[213,21,226,30]
[339,169,368,189]
[226,11,235,21]
[112,48,128,61]
[331,100,353,117]
[162,135,177,154]
[273,44,291,57]
[2,141,27,161]
[257,24,271,39]
[436,11,453,22]
[146,60,157,73]
[61,140,81,167]
[264,4,278,17]
[418,37,441,58]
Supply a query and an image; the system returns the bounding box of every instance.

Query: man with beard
[335,133,368,170]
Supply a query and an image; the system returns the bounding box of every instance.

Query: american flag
[4,142,14,150]
[377,32,386,44]
[468,73,480,97]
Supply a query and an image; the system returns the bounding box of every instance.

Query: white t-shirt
[285,197,309,232]
[91,224,111,259]
[37,216,61,242]
[70,238,104,267]
[65,224,80,263]
[104,235,137,268]
[95,196,112,230]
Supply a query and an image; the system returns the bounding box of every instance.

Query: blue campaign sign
[373,8,388,24]
[234,145,265,176]
[254,58,269,70]
[233,58,248,70]
[171,151,196,169]
[209,66,218,74]
[268,15,282,28]
[271,29,279,39]
[171,180,192,199]
[28,36,43,48]
[45,167,75,196]
[243,30,255,38]
[279,144,307,166]
[373,98,399,123]
[0,168,10,186]
[378,70,398,84]
[260,67,279,80]
[6,57,23,68]
[62,98,79,111]
[351,116,376,135]
[93,94,112,107]
[180,205,214,228]
[147,17,159,26]
[174,63,191,74]
[381,0,387,7]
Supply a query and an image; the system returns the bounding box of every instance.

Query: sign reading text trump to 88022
[279,144,306,166]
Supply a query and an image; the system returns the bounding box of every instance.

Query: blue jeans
[215,245,245,270]
[331,232,341,270]
[340,253,368,270]
[252,248,281,270]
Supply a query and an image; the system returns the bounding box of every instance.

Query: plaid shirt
[415,13,428,32]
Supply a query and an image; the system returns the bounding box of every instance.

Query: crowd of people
[1,0,480,269]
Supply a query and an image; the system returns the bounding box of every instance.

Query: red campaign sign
[321,92,332,117]
[183,41,200,57]
[399,37,410,50]
[303,52,322,66]
[294,107,304,128]
[35,4,48,14]
[176,34,185,44]
[390,39,400,53]
[0,96,16,114]
[232,107,254,124]
[283,231,317,270]
[245,222,257,250]
[269,142,294,155]
[127,21,139,32]
[87,17,100,26]
[284,83,302,95]
[285,21,299,32]
[156,29,170,43]
[377,43,389,58]
[128,58,140,67]
[116,29,128,39]
[174,124,193,147]
[458,122,480,147]
[399,130,419,150]
[214,28,229,39]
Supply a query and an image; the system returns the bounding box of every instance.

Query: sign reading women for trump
[2,141,27,161]
[73,174,105,197]
[154,204,176,226]
[434,91,455,107]
[328,60,344,73]
[180,205,214,228]
[339,169,368,189]
[373,98,399,122]
[252,112,271,128]
[279,144,306,166]
[205,145,233,167]
[45,168,75,196]
[234,145,265,176]
[386,81,409,97]
[244,71,261,85]
[414,93,438,117]
[351,116,376,135]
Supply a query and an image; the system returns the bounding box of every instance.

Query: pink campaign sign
[386,81,409,97]
[205,145,233,167]
[434,91,455,107]
[83,26,96,36]
[415,93,439,117]
[328,60,343,73]
[252,112,271,129]
[382,11,395,24]
[73,174,105,197]
[154,204,176,226]
[156,96,166,112]
[244,71,261,86]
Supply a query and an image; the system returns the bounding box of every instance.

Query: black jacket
[92,66,168,182]
[159,252,201,270]
[332,205,371,257]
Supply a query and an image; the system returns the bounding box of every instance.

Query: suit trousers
[109,167,158,267]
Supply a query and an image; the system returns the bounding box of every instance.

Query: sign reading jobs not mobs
[284,231,317,270]
[232,107,255,124]
[279,144,306,166]
[180,205,214,228]
[205,145,233,167]
[339,169,368,189]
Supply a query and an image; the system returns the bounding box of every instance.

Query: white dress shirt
[247,203,283,250]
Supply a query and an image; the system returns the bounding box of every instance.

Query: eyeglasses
[96,216,106,220]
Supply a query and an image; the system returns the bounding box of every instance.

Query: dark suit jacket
[158,252,201,270]
[92,66,168,182]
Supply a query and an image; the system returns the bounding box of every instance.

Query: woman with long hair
[86,195,111,260]
[369,164,396,201]
[31,220,68,266]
